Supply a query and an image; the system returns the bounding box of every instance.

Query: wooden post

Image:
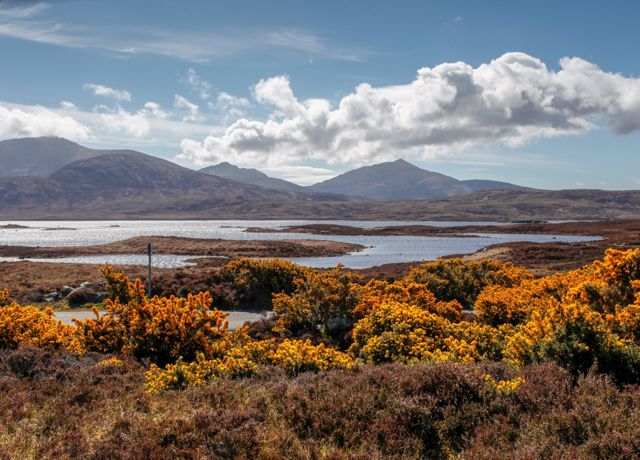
[147,242,152,298]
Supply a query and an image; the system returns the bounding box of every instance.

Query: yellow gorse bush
[484,374,525,395]
[273,265,361,337]
[0,299,81,351]
[75,276,229,364]
[145,338,354,393]
[0,288,10,307]
[4,250,640,392]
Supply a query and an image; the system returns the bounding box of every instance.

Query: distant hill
[308,159,525,200]
[0,143,344,219]
[0,137,130,176]
[1,138,639,221]
[200,162,302,191]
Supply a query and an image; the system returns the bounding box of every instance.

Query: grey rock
[59,285,75,296]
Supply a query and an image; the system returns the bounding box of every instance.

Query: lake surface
[0,220,598,269]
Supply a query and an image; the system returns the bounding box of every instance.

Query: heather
[1,249,640,458]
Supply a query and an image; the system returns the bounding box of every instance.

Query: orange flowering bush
[272,265,361,338]
[269,338,354,375]
[484,374,525,395]
[504,300,640,382]
[145,338,354,393]
[350,299,509,364]
[356,279,462,321]
[350,301,452,363]
[220,258,311,309]
[406,258,532,309]
[100,264,132,304]
[0,301,80,351]
[75,278,229,364]
[0,288,10,307]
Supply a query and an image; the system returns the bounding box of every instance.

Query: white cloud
[100,109,150,138]
[267,29,368,62]
[184,68,212,100]
[139,101,168,119]
[84,83,132,102]
[59,100,77,110]
[217,92,250,108]
[0,2,49,19]
[263,165,338,185]
[174,94,201,122]
[178,53,640,168]
[0,103,91,140]
[0,5,368,63]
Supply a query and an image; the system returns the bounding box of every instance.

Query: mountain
[0,137,128,176]
[200,162,302,191]
[1,138,639,221]
[0,141,348,219]
[308,159,524,200]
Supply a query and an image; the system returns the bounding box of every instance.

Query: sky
[1,0,640,189]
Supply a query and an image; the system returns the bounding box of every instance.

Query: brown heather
[0,349,638,459]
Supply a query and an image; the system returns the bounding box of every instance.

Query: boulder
[43,292,61,302]
[59,285,75,296]
[65,288,103,307]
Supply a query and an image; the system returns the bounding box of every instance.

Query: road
[53,309,269,330]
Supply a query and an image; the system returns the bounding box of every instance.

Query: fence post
[147,242,152,298]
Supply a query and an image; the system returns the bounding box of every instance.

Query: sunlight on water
[0,220,598,269]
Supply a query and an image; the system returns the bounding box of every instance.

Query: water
[0,220,598,269]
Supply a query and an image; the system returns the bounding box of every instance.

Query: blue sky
[1,0,639,188]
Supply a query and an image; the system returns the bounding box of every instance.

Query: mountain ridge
[199,162,303,191]
[307,159,526,200]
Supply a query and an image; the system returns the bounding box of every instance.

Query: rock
[80,282,93,289]
[65,288,102,307]
[59,285,75,296]
[326,317,353,334]
[26,292,45,303]
[43,292,61,302]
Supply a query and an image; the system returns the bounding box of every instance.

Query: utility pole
[147,242,152,298]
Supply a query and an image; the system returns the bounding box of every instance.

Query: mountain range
[0,137,639,221]
[199,156,523,200]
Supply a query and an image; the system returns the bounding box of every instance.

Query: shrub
[505,301,640,383]
[75,278,229,365]
[272,265,361,339]
[0,288,10,306]
[356,278,463,321]
[0,301,80,351]
[100,264,131,304]
[220,258,310,309]
[406,258,532,309]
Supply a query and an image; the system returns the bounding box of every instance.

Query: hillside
[0,137,130,176]
[200,162,302,191]
[0,150,345,218]
[308,159,524,200]
[0,138,639,221]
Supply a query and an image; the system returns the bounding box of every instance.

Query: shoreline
[0,235,364,259]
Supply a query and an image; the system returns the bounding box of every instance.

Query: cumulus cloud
[184,68,212,100]
[0,103,91,140]
[83,83,132,102]
[174,94,201,122]
[139,101,168,119]
[96,101,169,138]
[100,109,150,138]
[178,52,640,168]
[217,92,250,109]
